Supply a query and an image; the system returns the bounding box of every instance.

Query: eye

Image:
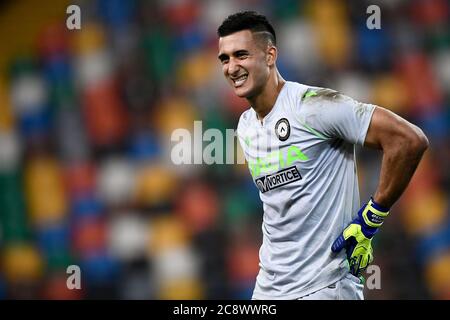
[219,55,229,65]
[235,51,249,60]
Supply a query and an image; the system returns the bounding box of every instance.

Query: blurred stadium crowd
[0,0,449,299]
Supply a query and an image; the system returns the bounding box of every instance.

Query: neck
[248,70,285,121]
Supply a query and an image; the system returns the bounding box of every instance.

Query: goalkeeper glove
[331,198,390,277]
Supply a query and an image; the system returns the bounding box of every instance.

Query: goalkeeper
[217,11,429,299]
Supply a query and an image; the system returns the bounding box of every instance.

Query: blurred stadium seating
[0,0,449,299]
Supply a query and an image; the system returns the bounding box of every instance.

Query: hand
[331,198,390,277]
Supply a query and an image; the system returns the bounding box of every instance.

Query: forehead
[218,30,257,54]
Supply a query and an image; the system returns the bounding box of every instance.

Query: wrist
[363,198,390,227]
[357,197,390,238]
[370,197,390,214]
[372,194,391,209]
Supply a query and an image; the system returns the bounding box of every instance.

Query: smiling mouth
[231,74,248,87]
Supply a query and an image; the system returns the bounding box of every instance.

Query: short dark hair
[217,11,276,46]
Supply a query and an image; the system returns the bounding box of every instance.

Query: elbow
[407,127,429,156]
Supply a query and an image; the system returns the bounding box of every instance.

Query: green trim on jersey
[300,121,327,140]
[298,89,327,140]
[302,90,318,99]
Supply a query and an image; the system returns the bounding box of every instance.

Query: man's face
[218,30,270,98]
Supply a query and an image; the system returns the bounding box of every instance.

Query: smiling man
[217,11,429,300]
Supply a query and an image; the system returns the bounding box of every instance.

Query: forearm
[373,141,428,208]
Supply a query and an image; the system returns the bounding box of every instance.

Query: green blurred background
[0,0,449,299]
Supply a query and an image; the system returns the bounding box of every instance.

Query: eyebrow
[218,50,249,61]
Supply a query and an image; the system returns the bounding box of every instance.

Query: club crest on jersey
[255,166,302,193]
[275,118,290,141]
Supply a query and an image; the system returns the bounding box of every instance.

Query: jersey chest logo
[275,118,290,141]
[255,166,302,193]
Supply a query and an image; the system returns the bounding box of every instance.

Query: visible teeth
[234,75,247,86]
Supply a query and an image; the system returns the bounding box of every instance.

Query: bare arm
[364,107,429,208]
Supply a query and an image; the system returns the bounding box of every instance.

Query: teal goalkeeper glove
[331,198,390,277]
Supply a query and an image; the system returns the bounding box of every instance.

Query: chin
[234,86,253,98]
[235,90,247,98]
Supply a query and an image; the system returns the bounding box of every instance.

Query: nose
[227,58,239,76]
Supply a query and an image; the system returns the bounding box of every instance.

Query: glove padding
[331,198,390,277]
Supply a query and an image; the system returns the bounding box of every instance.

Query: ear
[266,46,277,66]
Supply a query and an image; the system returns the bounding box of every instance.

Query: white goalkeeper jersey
[236,81,376,299]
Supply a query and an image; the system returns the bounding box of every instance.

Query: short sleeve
[297,88,376,145]
[236,109,251,161]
